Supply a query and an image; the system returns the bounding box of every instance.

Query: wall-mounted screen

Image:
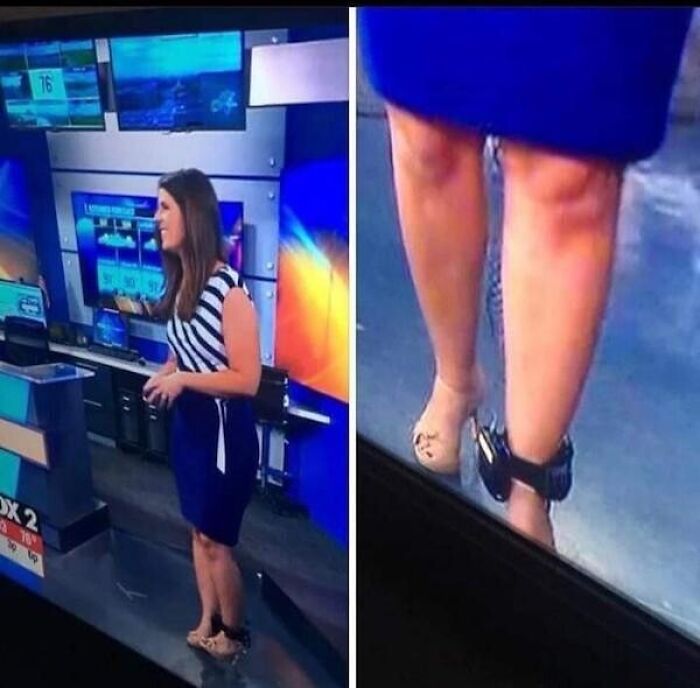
[109,31,245,131]
[275,158,349,403]
[0,39,104,130]
[73,191,243,319]
[0,158,38,284]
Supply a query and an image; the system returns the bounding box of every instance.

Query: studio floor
[22,441,347,688]
[357,111,700,645]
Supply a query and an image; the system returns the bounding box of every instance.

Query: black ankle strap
[505,433,573,502]
[222,623,251,648]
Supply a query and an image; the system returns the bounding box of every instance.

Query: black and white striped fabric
[166,264,251,374]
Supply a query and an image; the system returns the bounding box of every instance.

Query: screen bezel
[107,29,247,133]
[358,434,700,686]
[0,37,106,132]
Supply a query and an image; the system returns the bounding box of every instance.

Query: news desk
[0,361,109,552]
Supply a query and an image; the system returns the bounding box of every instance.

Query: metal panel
[268,427,286,483]
[61,252,91,326]
[245,28,288,49]
[250,38,349,106]
[46,109,286,177]
[94,37,110,62]
[245,278,277,366]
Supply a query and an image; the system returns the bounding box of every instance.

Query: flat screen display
[109,31,245,131]
[0,39,104,129]
[93,308,128,349]
[357,11,700,651]
[275,158,349,403]
[73,190,244,318]
[0,279,46,326]
[0,158,38,283]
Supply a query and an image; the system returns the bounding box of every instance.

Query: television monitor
[109,31,245,131]
[275,158,349,403]
[0,158,39,283]
[72,191,244,318]
[92,308,128,349]
[0,39,104,130]
[0,279,46,326]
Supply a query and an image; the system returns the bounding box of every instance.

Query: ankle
[221,622,251,648]
[435,364,483,396]
[510,479,548,509]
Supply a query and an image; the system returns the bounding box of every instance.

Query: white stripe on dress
[166,265,253,475]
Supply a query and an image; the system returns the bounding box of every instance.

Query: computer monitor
[92,308,128,349]
[73,190,244,319]
[0,279,46,326]
[0,39,105,130]
[109,31,245,131]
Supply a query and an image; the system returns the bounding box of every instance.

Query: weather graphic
[73,191,243,318]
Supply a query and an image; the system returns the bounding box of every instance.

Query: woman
[359,8,693,547]
[142,168,261,660]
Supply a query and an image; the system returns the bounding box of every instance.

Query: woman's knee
[387,104,483,184]
[502,140,621,225]
[195,531,228,560]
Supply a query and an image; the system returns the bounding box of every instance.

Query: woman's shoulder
[211,263,244,289]
[209,263,251,301]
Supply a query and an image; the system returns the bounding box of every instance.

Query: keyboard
[87,343,140,362]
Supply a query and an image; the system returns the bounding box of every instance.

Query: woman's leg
[197,533,246,657]
[500,140,622,546]
[190,529,220,638]
[198,533,244,629]
[385,104,489,471]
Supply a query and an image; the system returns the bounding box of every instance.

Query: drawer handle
[84,399,103,409]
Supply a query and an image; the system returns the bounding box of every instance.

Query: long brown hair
[155,169,225,321]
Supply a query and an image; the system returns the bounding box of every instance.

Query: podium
[0,362,109,552]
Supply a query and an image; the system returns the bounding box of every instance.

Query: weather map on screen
[73,191,244,319]
[109,31,245,131]
[0,39,104,129]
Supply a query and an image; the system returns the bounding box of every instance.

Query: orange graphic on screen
[275,208,348,403]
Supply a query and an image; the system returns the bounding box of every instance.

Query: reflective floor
[2,444,346,687]
[357,113,700,642]
[39,529,340,688]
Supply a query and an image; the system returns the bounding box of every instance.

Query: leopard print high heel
[412,369,485,475]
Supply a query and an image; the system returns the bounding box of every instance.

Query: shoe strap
[221,623,251,648]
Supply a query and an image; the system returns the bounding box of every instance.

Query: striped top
[166,264,251,374]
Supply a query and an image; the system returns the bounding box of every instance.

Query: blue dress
[167,265,259,547]
[359,8,694,162]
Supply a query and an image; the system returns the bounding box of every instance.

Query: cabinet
[51,352,117,440]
